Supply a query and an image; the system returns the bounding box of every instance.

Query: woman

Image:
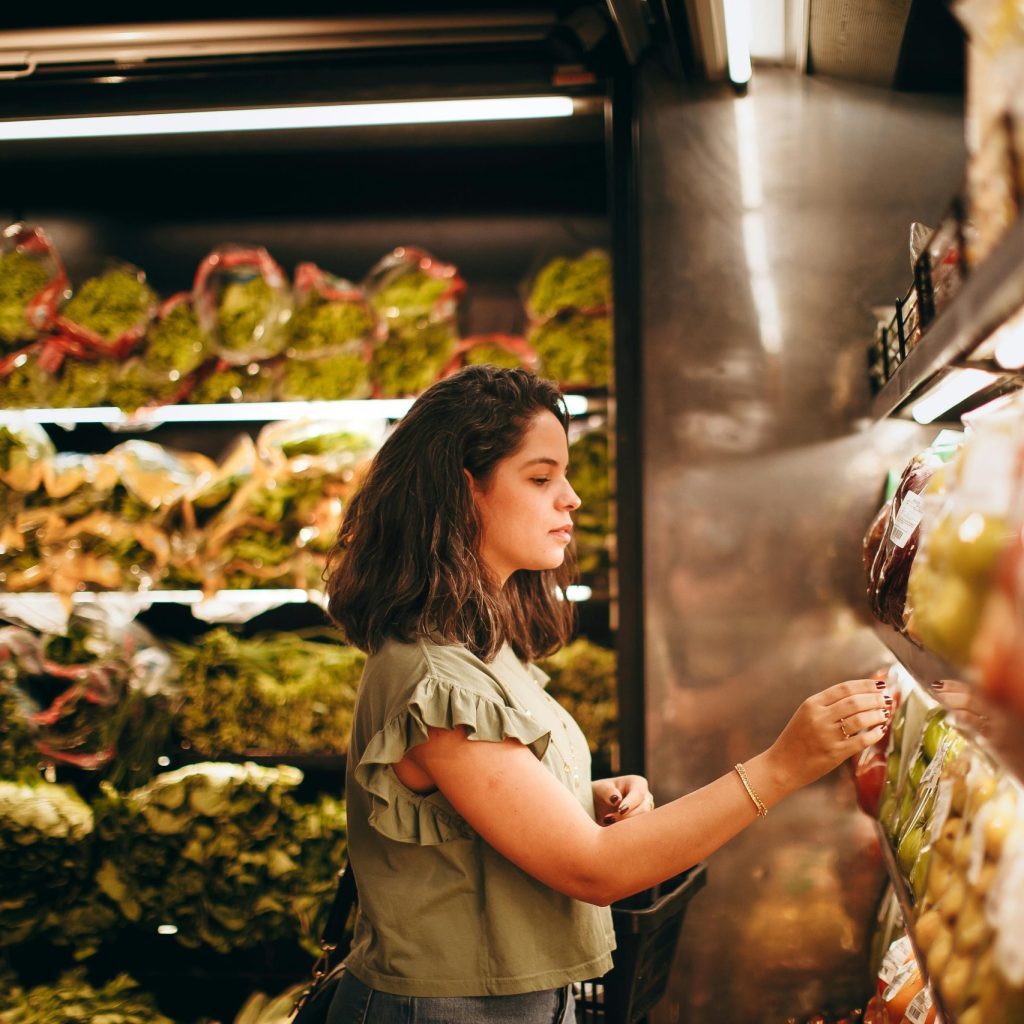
[324,365,889,1024]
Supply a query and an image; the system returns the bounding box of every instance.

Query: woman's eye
[531,477,550,486]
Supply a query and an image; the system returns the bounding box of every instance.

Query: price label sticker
[880,939,915,991]
[889,492,924,548]
[904,985,933,1024]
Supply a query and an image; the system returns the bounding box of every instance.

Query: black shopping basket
[576,863,708,1024]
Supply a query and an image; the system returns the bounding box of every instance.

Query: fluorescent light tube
[723,0,753,85]
[0,95,575,141]
[911,369,1000,425]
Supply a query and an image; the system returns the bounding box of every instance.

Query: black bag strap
[321,862,358,955]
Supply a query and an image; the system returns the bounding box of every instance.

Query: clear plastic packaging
[193,245,293,365]
[0,222,69,350]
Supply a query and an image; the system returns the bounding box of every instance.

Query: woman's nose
[562,483,582,511]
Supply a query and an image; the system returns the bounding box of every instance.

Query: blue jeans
[326,969,575,1024]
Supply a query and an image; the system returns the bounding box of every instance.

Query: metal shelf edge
[872,216,1024,421]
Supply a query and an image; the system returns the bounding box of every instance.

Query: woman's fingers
[829,690,891,739]
[818,678,886,706]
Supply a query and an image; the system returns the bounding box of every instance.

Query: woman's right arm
[400,678,889,906]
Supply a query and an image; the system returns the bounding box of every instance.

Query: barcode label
[890,492,924,548]
[905,985,933,1023]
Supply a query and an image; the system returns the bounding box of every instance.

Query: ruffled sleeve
[353,675,552,846]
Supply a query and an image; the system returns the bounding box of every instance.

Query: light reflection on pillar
[734,98,783,354]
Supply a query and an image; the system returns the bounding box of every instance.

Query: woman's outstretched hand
[593,775,654,826]
[764,678,892,794]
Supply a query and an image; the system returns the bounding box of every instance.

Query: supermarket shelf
[874,821,955,1024]
[0,394,593,428]
[873,620,1024,781]
[872,216,1024,420]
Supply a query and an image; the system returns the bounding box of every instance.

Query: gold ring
[838,717,851,739]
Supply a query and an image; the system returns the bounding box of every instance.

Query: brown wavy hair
[325,365,577,662]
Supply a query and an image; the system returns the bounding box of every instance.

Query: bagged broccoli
[277,352,371,402]
[0,345,48,408]
[143,292,210,378]
[0,422,55,492]
[0,222,69,349]
[526,249,612,320]
[366,246,464,397]
[194,245,292,364]
[446,333,538,374]
[528,312,611,388]
[188,358,277,405]
[57,263,157,358]
[538,638,617,758]
[289,262,374,354]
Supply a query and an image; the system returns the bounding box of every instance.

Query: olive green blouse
[343,637,615,997]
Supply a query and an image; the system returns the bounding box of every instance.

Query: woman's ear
[463,467,478,496]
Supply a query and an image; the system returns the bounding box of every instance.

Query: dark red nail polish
[603,815,614,825]
[875,680,886,689]
[884,709,890,719]
[884,696,893,704]
[609,794,620,805]
[932,681,945,691]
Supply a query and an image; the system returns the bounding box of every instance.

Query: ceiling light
[0,95,576,142]
[722,0,753,85]
[911,369,1001,425]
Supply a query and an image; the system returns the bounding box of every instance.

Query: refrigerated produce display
[853,7,1024,1017]
[0,10,638,1022]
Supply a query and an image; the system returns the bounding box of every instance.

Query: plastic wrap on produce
[525,249,611,320]
[55,261,157,360]
[867,450,947,630]
[0,223,69,350]
[906,409,1021,663]
[142,291,210,379]
[256,419,382,481]
[366,246,465,397]
[0,422,55,492]
[442,333,538,376]
[107,440,216,512]
[193,245,292,364]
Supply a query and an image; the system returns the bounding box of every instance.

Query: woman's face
[470,410,581,584]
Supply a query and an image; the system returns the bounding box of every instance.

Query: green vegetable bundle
[0,779,95,946]
[528,313,611,388]
[462,342,526,370]
[527,250,611,318]
[144,298,209,378]
[0,352,47,409]
[371,321,459,398]
[0,424,54,492]
[0,251,51,349]
[0,680,39,782]
[288,293,373,356]
[174,629,363,757]
[277,351,370,402]
[61,269,156,346]
[0,968,175,1024]
[569,430,612,580]
[95,763,347,953]
[218,278,277,354]
[538,639,617,758]
[108,359,182,413]
[188,361,276,405]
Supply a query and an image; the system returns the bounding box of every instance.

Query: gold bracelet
[734,762,768,818]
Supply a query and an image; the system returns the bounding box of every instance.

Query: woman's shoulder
[364,636,518,698]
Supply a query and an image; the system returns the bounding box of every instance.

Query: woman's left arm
[592,776,653,826]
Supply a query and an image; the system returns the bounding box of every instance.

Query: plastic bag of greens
[0,343,49,408]
[528,311,611,388]
[194,245,293,364]
[0,223,69,350]
[188,356,278,405]
[108,356,189,413]
[0,421,55,491]
[366,246,465,397]
[256,419,381,481]
[56,261,157,359]
[289,262,375,356]
[525,249,612,320]
[442,333,538,376]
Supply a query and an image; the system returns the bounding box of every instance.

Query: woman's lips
[550,527,573,543]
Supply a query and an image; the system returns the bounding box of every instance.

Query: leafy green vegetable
[189,363,275,405]
[569,430,612,579]
[49,358,112,409]
[62,270,156,344]
[370,271,449,329]
[527,250,611,317]
[144,301,208,376]
[0,968,175,1024]
[463,343,525,370]
[528,313,611,388]
[0,779,95,946]
[289,296,373,355]
[0,251,50,347]
[95,764,347,954]
[371,321,458,397]
[107,360,180,413]
[538,639,617,757]
[0,681,39,782]
[218,278,277,354]
[173,629,362,757]
[0,354,47,409]
[277,352,370,401]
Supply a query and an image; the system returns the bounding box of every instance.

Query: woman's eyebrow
[519,457,562,469]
